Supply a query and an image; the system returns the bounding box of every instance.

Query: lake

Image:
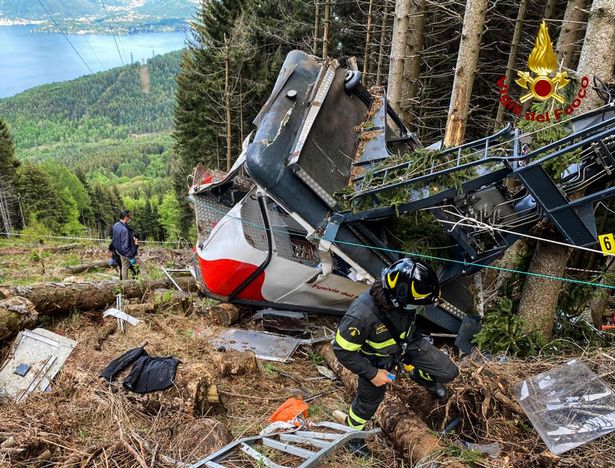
[0,25,186,98]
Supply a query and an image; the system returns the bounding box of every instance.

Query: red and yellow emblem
[516,21,569,104]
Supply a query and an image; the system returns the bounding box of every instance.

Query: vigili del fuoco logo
[497,21,590,122]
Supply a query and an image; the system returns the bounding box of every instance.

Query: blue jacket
[112,221,137,258]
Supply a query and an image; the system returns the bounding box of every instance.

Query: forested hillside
[0,0,198,32]
[0,51,181,148]
[0,51,184,242]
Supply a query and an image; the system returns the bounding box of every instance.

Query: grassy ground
[0,239,400,467]
[0,238,613,467]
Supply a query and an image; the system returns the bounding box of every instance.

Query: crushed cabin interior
[189,50,615,335]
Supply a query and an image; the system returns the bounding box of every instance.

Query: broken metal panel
[211,328,303,362]
[515,360,615,455]
[253,308,309,334]
[0,328,76,402]
[210,328,332,363]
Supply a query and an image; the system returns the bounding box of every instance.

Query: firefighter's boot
[410,368,449,400]
[347,437,371,457]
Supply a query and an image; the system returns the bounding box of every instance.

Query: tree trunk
[399,0,426,126]
[443,0,488,147]
[518,241,570,339]
[0,277,197,315]
[317,343,464,467]
[0,296,38,341]
[313,0,320,55]
[494,0,529,127]
[586,259,615,326]
[544,0,559,19]
[576,0,615,112]
[322,0,331,58]
[387,0,412,115]
[362,0,375,82]
[224,35,232,171]
[556,0,589,70]
[375,1,391,86]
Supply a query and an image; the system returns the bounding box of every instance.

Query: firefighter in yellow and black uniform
[333,258,459,432]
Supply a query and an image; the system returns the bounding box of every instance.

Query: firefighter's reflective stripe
[418,369,433,381]
[335,330,362,352]
[347,406,367,430]
[360,349,389,357]
[365,331,408,350]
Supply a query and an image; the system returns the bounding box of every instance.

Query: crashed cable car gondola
[188,50,615,335]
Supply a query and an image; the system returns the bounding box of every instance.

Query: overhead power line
[100,0,126,66]
[37,0,94,74]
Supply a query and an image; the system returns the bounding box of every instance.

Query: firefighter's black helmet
[381,258,440,309]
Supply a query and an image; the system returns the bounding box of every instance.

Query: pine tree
[17,163,68,232]
[0,119,19,232]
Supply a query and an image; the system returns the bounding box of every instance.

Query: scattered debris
[103,294,141,331]
[269,397,309,424]
[515,360,615,455]
[253,308,310,334]
[460,440,501,458]
[211,328,333,363]
[315,365,337,381]
[0,328,76,401]
[100,343,180,394]
[190,421,380,468]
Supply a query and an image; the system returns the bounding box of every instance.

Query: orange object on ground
[268,397,309,424]
[600,324,615,331]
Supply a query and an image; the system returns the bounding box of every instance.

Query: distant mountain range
[0,0,199,32]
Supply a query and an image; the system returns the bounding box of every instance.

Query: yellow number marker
[598,233,615,255]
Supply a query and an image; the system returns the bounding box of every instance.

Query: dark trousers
[348,338,458,429]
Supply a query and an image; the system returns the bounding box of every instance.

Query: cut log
[0,277,197,315]
[62,260,109,274]
[123,303,156,315]
[317,343,464,467]
[0,297,38,341]
[44,243,81,253]
[149,289,194,312]
[206,303,242,326]
[216,350,260,377]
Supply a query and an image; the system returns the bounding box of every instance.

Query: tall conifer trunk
[495,0,528,127]
[387,0,411,115]
[556,0,589,70]
[443,0,488,147]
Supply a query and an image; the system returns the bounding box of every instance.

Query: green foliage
[20,219,51,243]
[553,309,615,348]
[17,163,69,232]
[473,297,547,357]
[517,102,580,181]
[261,363,277,378]
[0,118,19,183]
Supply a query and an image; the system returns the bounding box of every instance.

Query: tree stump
[216,350,259,377]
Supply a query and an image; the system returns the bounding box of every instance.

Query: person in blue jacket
[111,210,139,280]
